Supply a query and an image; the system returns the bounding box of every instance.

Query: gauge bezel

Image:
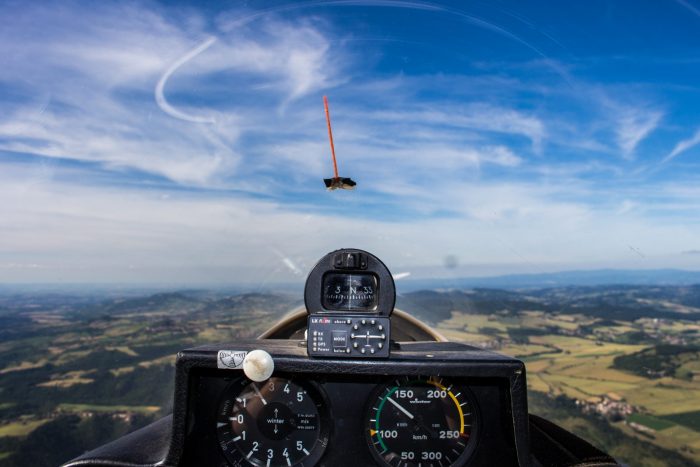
[216,375,332,467]
[364,376,481,467]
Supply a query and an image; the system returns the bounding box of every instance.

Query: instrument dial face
[366,377,478,467]
[322,272,377,311]
[217,377,330,467]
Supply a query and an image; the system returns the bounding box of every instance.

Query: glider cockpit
[63,249,618,467]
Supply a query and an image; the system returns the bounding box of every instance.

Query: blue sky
[1,0,700,284]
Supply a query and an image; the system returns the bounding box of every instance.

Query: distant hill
[396,288,538,324]
[398,285,700,323]
[398,269,700,291]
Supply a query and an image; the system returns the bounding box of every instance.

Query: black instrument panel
[61,334,621,467]
[177,341,529,467]
[186,372,517,467]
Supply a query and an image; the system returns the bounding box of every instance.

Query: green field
[0,419,51,437]
[661,410,700,432]
[435,305,700,465]
[57,404,161,414]
[628,413,676,431]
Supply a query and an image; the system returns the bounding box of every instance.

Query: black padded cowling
[528,414,619,467]
[61,415,172,467]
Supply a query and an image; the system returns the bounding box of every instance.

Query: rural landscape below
[0,280,698,466]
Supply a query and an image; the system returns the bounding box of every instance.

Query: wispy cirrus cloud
[662,127,700,164]
[591,94,664,159]
[615,110,663,159]
[3,159,699,283]
[0,2,344,186]
[367,104,545,153]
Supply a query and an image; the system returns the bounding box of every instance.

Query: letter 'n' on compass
[322,96,356,190]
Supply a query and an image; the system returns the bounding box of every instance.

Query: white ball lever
[242,349,274,382]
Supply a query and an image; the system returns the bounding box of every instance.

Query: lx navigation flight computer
[305,249,395,358]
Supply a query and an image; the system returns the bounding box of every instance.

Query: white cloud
[615,110,663,158]
[0,2,343,186]
[2,156,700,283]
[663,127,700,164]
[481,146,522,167]
[368,104,546,153]
[617,200,637,215]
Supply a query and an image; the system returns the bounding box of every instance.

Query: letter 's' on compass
[322,96,356,190]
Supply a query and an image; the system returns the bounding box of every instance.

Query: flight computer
[305,249,395,358]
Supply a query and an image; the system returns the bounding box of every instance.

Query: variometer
[217,376,330,467]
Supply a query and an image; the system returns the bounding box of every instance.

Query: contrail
[218,0,570,84]
[155,37,217,123]
[675,0,700,19]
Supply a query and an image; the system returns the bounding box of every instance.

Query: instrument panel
[212,375,480,467]
[184,368,521,467]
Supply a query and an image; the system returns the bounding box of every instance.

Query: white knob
[242,349,274,382]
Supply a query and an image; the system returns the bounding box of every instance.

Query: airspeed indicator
[365,377,478,467]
